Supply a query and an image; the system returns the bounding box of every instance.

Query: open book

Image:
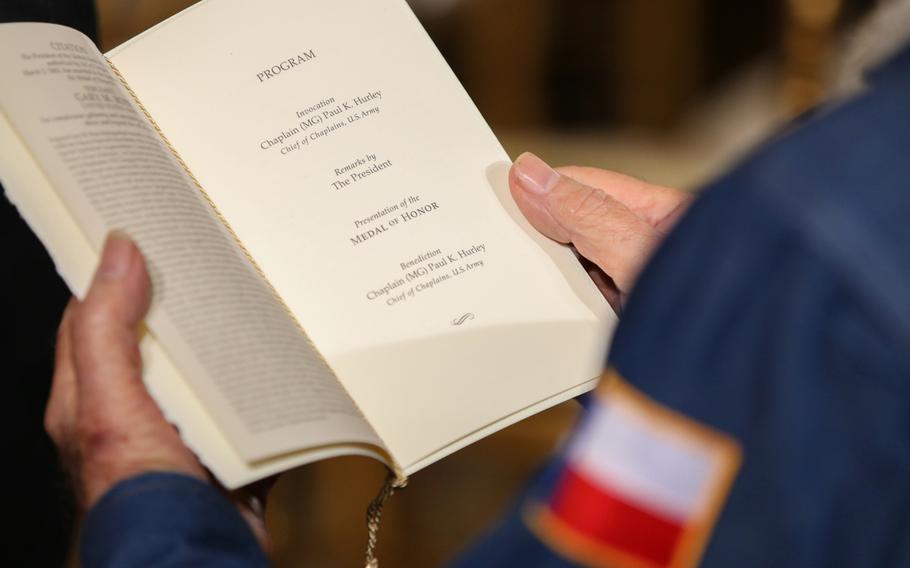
[0,0,615,489]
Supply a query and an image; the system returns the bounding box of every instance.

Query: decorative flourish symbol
[452,313,476,326]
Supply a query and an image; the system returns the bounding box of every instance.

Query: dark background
[2,5,96,567]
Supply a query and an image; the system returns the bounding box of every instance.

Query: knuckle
[55,315,69,345]
[125,341,144,373]
[553,184,610,227]
[573,187,610,219]
[556,165,586,179]
[76,299,119,332]
[55,315,73,362]
[44,409,61,443]
[78,419,127,457]
[45,379,66,441]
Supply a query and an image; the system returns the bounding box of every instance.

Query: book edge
[102,54,401,474]
[402,375,600,476]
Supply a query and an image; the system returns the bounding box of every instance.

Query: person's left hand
[510,153,692,310]
[44,232,272,549]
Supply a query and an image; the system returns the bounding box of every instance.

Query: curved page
[107,0,616,471]
[0,23,383,466]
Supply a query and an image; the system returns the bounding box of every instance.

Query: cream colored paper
[0,23,384,477]
[108,0,616,471]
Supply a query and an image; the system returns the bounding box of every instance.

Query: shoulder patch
[527,370,741,568]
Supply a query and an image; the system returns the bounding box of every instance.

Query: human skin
[510,152,692,310]
[44,233,271,550]
[44,155,690,552]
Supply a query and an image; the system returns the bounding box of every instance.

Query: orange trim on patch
[528,369,742,568]
[528,504,665,568]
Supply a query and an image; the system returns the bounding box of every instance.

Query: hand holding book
[510,153,692,310]
[44,157,679,561]
[45,233,271,550]
[1,0,615,489]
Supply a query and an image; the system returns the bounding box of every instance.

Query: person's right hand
[510,152,693,310]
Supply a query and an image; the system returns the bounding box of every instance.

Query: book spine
[103,57,406,483]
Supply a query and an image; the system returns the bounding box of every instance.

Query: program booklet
[0,0,615,489]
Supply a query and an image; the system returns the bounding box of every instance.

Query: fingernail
[514,152,560,194]
[98,231,134,280]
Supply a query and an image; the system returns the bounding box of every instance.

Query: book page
[0,23,383,465]
[0,110,387,489]
[108,0,616,470]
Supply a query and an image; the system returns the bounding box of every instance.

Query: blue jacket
[81,44,910,567]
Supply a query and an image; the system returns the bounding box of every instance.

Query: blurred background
[3,0,880,566]
[96,0,876,193]
[94,1,877,566]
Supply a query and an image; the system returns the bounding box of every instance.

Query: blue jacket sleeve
[80,472,269,568]
[452,44,910,568]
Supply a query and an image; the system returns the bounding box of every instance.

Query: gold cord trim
[365,472,408,568]
[105,57,295,330]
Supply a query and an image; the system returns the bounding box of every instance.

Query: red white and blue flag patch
[529,371,741,568]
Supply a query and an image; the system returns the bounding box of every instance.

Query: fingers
[46,232,208,509]
[511,152,662,293]
[578,257,623,313]
[45,299,79,446]
[555,165,689,231]
[72,232,151,419]
[220,475,278,554]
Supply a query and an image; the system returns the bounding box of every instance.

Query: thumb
[73,232,152,414]
[70,233,207,508]
[510,152,661,293]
